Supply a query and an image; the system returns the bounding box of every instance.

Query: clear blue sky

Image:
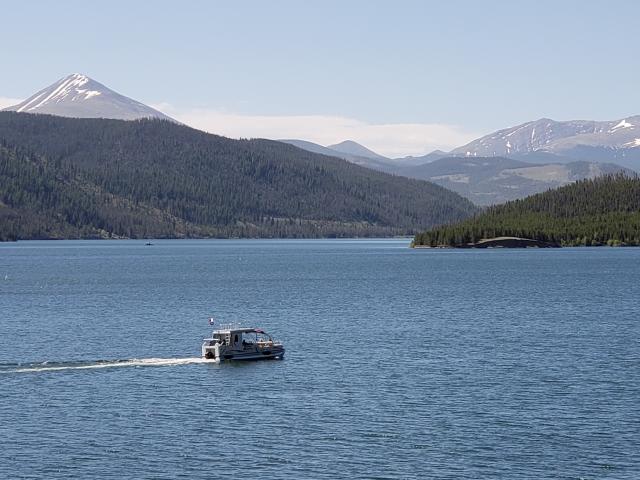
[1,0,639,156]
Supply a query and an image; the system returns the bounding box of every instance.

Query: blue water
[1,239,639,479]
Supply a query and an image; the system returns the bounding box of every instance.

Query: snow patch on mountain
[4,73,174,122]
[452,116,640,160]
[610,119,634,132]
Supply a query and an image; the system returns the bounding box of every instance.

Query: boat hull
[202,343,284,363]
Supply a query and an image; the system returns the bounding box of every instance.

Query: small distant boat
[202,326,285,363]
[145,242,153,246]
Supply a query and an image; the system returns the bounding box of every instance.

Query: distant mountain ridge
[380,116,640,171]
[327,140,389,161]
[395,150,449,165]
[281,138,631,205]
[452,116,640,156]
[2,73,174,122]
[278,139,398,173]
[449,116,640,170]
[398,156,632,206]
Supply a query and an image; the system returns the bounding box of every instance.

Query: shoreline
[411,236,638,249]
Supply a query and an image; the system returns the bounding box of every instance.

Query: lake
[1,239,639,479]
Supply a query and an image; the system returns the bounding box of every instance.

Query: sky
[1,0,639,157]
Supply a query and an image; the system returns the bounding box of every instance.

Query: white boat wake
[0,357,214,374]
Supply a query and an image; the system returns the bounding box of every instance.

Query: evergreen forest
[0,112,477,241]
[413,174,640,247]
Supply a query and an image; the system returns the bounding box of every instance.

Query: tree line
[413,174,640,247]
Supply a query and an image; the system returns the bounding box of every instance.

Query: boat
[201,326,285,363]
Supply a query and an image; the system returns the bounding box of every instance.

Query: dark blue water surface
[1,239,639,479]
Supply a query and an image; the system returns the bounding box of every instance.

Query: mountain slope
[281,140,631,204]
[394,150,449,166]
[399,156,631,205]
[279,139,399,173]
[451,117,640,156]
[0,112,477,240]
[279,139,340,157]
[450,116,640,170]
[413,174,640,247]
[2,73,174,122]
[327,140,389,161]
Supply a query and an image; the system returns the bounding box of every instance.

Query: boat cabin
[204,328,274,349]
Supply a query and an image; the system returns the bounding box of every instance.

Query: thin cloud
[153,104,482,158]
[0,97,21,109]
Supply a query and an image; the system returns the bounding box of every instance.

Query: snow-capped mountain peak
[14,73,101,112]
[452,115,640,158]
[3,73,174,122]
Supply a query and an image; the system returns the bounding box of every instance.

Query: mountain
[279,139,339,157]
[511,144,640,171]
[327,140,389,161]
[279,139,399,173]
[0,112,477,241]
[413,174,640,248]
[281,138,631,204]
[399,156,631,206]
[451,116,640,170]
[2,73,174,122]
[394,150,449,166]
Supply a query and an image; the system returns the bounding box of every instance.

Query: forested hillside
[0,112,477,240]
[413,175,640,247]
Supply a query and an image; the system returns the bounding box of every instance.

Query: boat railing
[214,323,242,331]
